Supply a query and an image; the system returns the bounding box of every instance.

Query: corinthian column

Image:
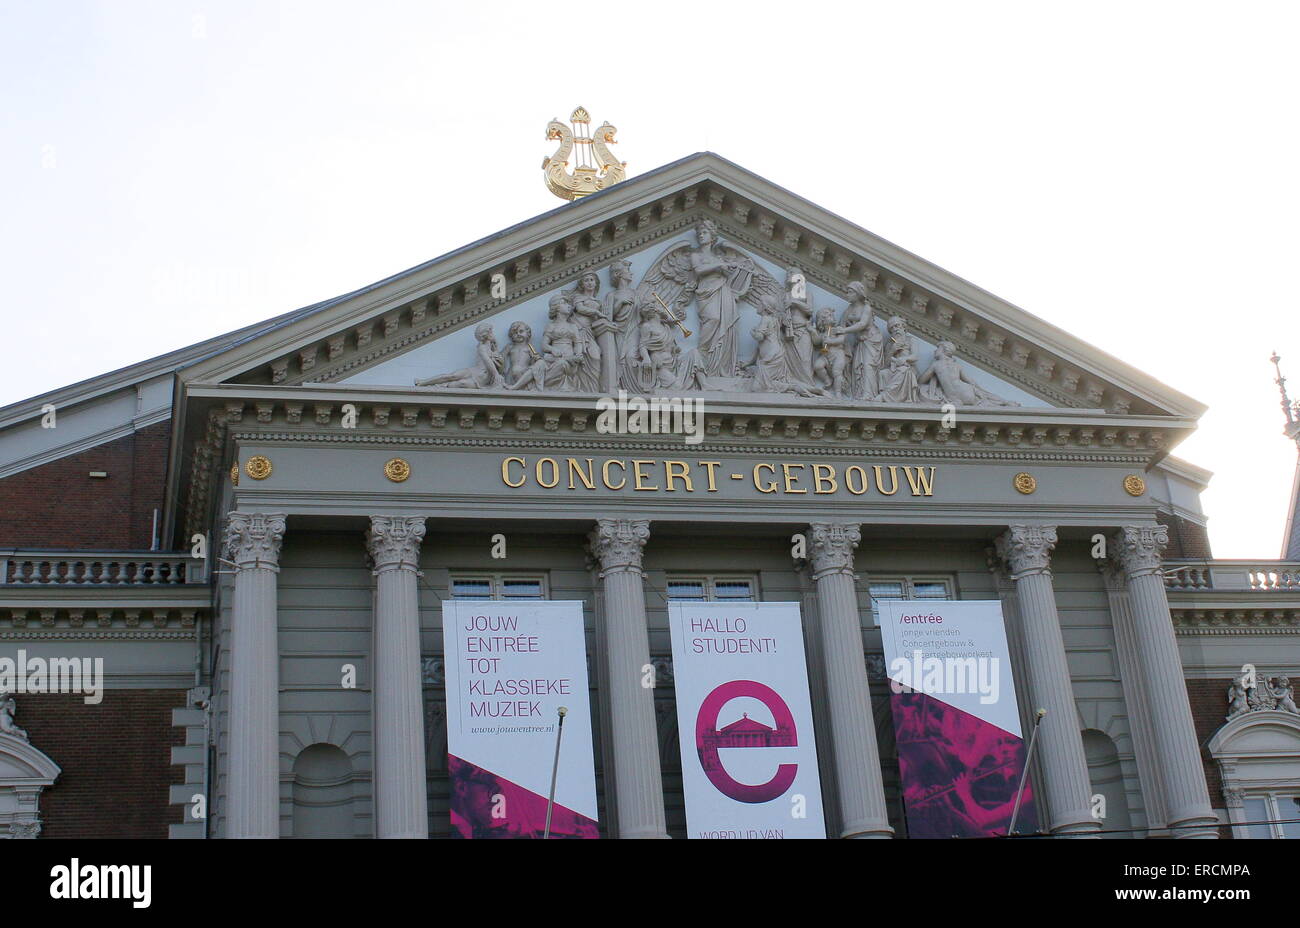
[224,511,286,839]
[588,519,668,839]
[994,524,1100,837]
[366,516,429,839]
[1114,524,1218,839]
[1098,558,1169,834]
[806,523,893,838]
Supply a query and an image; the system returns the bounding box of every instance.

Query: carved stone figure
[603,260,643,390]
[411,235,1023,409]
[811,306,849,396]
[509,294,583,391]
[920,341,1020,407]
[564,272,606,393]
[634,302,682,389]
[1226,669,1300,719]
[1227,679,1250,719]
[781,293,820,390]
[743,297,827,397]
[1272,675,1298,714]
[637,220,783,378]
[839,281,885,399]
[501,321,539,386]
[415,323,505,390]
[875,316,926,404]
[0,694,28,741]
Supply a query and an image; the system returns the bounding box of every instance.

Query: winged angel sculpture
[632,218,785,382]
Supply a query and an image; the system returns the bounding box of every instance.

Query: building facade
[1,153,1297,839]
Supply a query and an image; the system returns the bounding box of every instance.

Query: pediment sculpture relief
[414,219,1019,408]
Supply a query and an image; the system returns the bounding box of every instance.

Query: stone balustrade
[0,552,204,586]
[1165,560,1300,593]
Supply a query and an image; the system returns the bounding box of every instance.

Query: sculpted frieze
[409,220,1021,409]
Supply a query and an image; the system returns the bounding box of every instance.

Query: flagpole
[1008,708,1045,837]
[543,706,568,839]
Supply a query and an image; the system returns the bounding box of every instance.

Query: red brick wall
[0,419,171,550]
[19,689,188,838]
[1158,511,1213,559]
[1185,677,1234,838]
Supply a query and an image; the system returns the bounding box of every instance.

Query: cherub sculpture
[0,694,27,741]
[811,306,849,396]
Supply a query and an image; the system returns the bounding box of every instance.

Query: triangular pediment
[182,152,1204,420]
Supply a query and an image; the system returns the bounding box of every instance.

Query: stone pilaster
[587,519,668,838]
[1114,524,1218,839]
[367,516,429,839]
[806,522,892,838]
[994,524,1100,836]
[224,511,286,839]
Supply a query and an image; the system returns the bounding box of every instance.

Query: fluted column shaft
[996,524,1100,837]
[1099,559,1169,833]
[225,511,286,839]
[1115,525,1218,839]
[807,523,893,838]
[589,519,668,839]
[367,516,429,839]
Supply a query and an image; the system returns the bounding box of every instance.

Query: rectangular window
[450,574,548,601]
[1243,792,1300,838]
[666,576,758,602]
[868,575,956,623]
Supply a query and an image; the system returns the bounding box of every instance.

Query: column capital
[1114,524,1169,578]
[995,523,1057,579]
[224,511,286,570]
[587,519,650,576]
[806,522,861,579]
[366,516,426,573]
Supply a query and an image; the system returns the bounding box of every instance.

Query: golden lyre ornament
[543,106,627,201]
[652,291,692,338]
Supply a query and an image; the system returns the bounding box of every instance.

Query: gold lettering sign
[498,456,938,497]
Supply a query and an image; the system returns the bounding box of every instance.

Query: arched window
[1208,710,1300,839]
[291,743,356,838]
[0,729,61,839]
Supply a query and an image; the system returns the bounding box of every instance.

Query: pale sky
[1,1,1296,558]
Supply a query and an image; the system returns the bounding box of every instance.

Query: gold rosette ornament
[1013,472,1037,495]
[245,456,273,480]
[384,458,411,482]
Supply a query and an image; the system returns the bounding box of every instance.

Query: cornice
[227,429,1153,464]
[191,384,1186,455]
[1172,606,1300,636]
[0,605,206,634]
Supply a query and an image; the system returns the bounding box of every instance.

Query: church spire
[1272,352,1300,450]
[1273,353,1300,559]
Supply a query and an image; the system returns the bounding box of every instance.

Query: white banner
[668,602,825,839]
[442,600,599,839]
